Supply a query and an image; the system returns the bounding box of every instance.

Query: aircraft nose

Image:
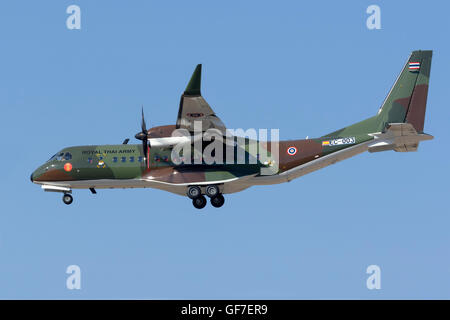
[30,172,34,182]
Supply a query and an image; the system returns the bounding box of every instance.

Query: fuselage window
[129,156,134,162]
[162,155,169,162]
[64,152,72,160]
[154,155,160,162]
[87,157,93,164]
[113,157,118,163]
[121,156,126,163]
[138,156,143,162]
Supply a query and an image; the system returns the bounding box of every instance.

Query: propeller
[135,106,150,169]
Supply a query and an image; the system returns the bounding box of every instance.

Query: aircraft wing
[176,64,227,135]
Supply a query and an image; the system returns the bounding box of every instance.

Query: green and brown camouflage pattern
[31,141,262,184]
[324,50,432,137]
[31,51,433,189]
[176,64,227,135]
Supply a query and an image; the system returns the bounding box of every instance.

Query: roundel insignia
[287,146,297,156]
[64,163,73,172]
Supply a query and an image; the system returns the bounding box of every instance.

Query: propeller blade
[142,140,148,167]
[144,140,150,169]
[141,106,147,133]
[135,106,148,140]
[137,106,150,169]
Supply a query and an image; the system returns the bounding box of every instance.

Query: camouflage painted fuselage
[31,50,433,197]
[30,133,375,196]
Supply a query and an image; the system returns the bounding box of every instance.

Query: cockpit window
[48,152,72,162]
[64,152,72,160]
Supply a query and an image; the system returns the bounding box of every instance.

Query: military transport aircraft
[31,50,433,209]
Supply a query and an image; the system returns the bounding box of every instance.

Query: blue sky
[0,0,449,299]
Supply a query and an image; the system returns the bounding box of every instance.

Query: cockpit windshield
[48,152,72,162]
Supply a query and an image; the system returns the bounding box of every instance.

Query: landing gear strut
[62,193,73,205]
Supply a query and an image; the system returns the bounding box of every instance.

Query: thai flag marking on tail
[409,62,421,71]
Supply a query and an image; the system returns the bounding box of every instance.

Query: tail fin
[323,50,432,138]
[376,50,432,133]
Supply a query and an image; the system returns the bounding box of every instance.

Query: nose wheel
[62,193,73,205]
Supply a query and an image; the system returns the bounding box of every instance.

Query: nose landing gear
[62,193,73,205]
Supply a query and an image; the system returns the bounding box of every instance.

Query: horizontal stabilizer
[368,123,433,153]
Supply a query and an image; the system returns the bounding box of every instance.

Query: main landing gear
[210,194,225,208]
[192,195,207,209]
[62,193,73,205]
[187,185,225,209]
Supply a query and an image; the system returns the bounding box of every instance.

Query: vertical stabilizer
[376,50,432,132]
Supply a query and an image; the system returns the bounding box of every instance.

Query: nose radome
[30,173,34,182]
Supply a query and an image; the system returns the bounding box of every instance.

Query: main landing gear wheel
[62,193,73,205]
[187,186,202,199]
[192,195,207,209]
[210,194,225,208]
[205,185,220,198]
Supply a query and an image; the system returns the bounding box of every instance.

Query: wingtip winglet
[184,64,202,96]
